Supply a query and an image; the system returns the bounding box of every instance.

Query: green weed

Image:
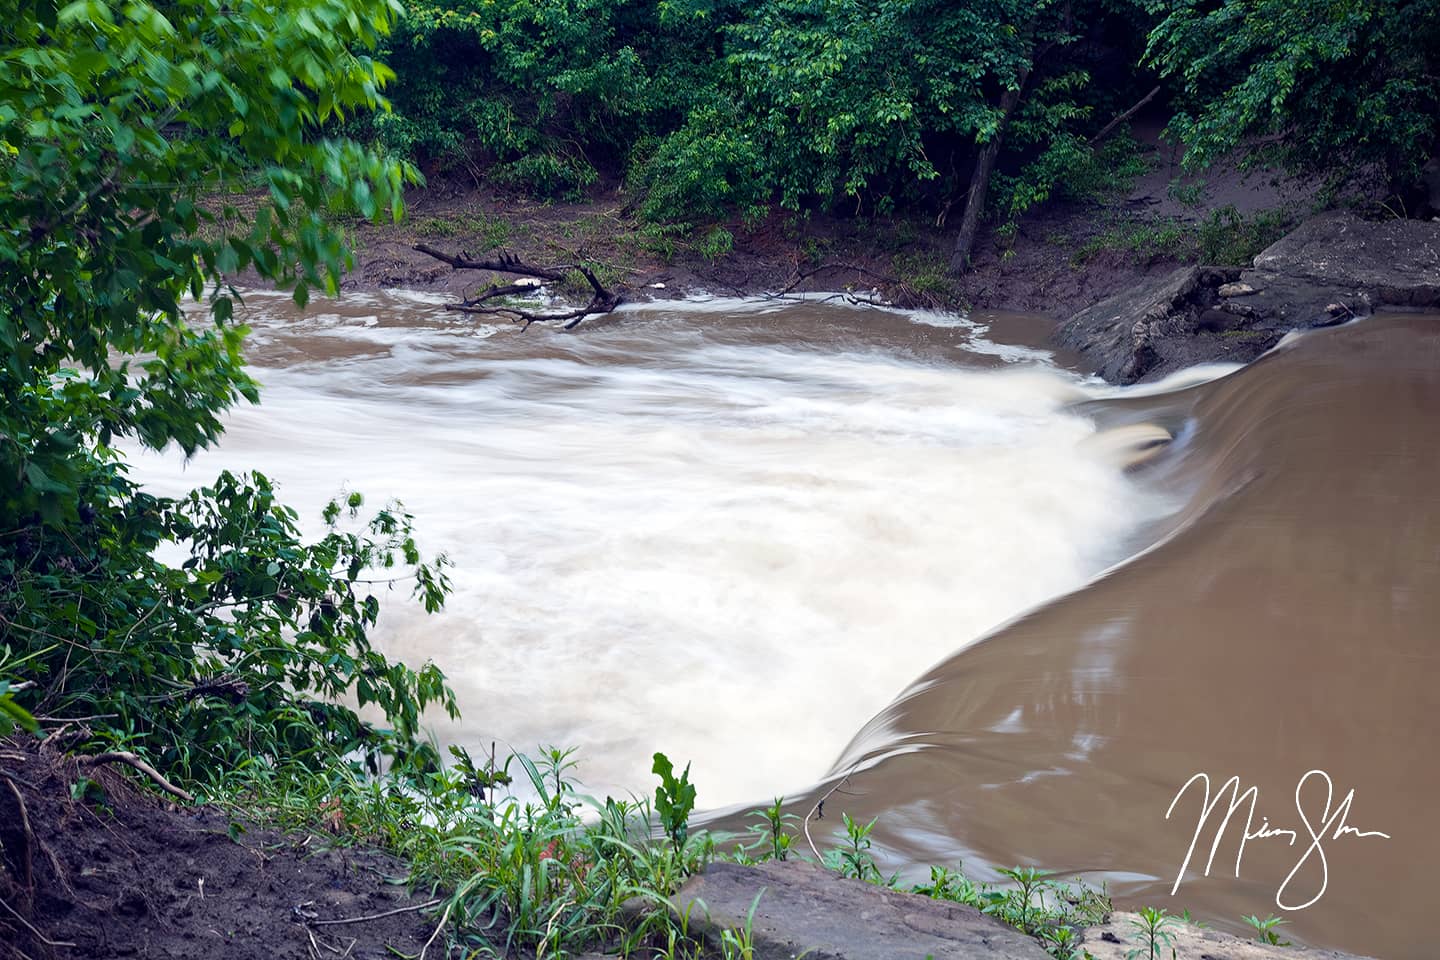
[1126,906,1179,960]
[743,796,797,863]
[1243,912,1292,946]
[654,751,698,859]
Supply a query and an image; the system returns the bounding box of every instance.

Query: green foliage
[0,0,457,786]
[915,861,1111,958]
[996,866,1052,934]
[718,893,763,960]
[369,0,724,189]
[638,0,1090,221]
[698,226,735,261]
[0,683,38,737]
[1076,206,1294,265]
[629,100,768,223]
[225,747,718,957]
[993,130,1152,228]
[493,151,599,201]
[743,796,797,862]
[225,748,1125,959]
[653,751,698,858]
[1146,0,1440,194]
[0,647,40,736]
[825,811,880,882]
[1242,912,1292,947]
[1126,906,1179,960]
[413,212,511,249]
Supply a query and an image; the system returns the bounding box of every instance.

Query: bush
[0,0,452,784]
[631,102,768,223]
[493,151,599,201]
[1147,0,1440,197]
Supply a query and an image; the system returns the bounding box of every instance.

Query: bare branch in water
[413,244,622,330]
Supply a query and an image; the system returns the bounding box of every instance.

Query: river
[129,290,1438,958]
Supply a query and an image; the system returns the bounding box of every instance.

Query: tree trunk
[949,80,1027,275]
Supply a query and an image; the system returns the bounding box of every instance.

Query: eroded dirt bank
[0,741,437,960]
[333,183,1438,386]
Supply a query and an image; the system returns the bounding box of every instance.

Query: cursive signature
[1166,769,1390,910]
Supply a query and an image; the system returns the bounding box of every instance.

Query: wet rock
[1051,265,1241,382]
[1053,212,1440,383]
[663,861,1052,960]
[1082,913,1377,960]
[1239,211,1440,319]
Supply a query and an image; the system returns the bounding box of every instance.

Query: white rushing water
[127,291,1166,806]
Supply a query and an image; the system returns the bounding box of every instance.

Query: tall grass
[217,748,1114,959]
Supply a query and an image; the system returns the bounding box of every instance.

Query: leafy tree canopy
[1146,0,1440,193]
[0,0,455,782]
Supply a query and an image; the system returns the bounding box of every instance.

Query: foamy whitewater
[126,291,1168,806]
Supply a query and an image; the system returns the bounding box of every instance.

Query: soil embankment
[0,740,437,960]
[335,182,1183,319]
[338,182,1438,387]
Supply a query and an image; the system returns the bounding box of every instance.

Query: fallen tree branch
[77,751,194,803]
[773,261,903,298]
[308,898,442,927]
[1089,85,1161,145]
[413,244,622,330]
[416,897,455,960]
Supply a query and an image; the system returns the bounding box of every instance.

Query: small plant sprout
[829,812,881,882]
[1242,913,1292,946]
[718,892,764,960]
[1126,906,1180,960]
[653,752,698,857]
[997,865,1053,933]
[746,796,798,862]
[1040,923,1080,960]
[1179,908,1206,928]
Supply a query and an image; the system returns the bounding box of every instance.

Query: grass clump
[1075,205,1295,266]
[213,746,1124,960]
[414,213,512,251]
[221,746,718,958]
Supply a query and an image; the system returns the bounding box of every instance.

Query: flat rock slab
[1052,211,1440,383]
[1082,913,1377,960]
[668,861,1053,960]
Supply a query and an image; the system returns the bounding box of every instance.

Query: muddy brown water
[132,293,1439,958]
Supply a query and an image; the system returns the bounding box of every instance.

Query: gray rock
[664,861,1052,960]
[1052,266,1242,382]
[1052,212,1440,383]
[1240,210,1440,317]
[1082,912,1376,960]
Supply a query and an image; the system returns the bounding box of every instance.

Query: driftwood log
[414,244,622,329]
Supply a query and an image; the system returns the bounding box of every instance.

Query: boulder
[661,861,1053,960]
[1240,210,1440,317]
[1052,265,1243,383]
[1082,912,1377,960]
[1052,212,1440,383]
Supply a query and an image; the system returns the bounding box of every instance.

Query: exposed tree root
[76,752,193,803]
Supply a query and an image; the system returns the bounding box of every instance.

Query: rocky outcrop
[594,862,1377,960]
[654,861,1052,959]
[1053,212,1440,383]
[1083,913,1377,960]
